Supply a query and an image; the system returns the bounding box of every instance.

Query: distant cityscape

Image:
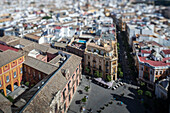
[0,0,169,113]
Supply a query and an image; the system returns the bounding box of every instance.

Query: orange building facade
[0,55,24,96]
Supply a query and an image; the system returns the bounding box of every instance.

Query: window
[68,81,71,91]
[166,70,169,75]
[63,88,66,100]
[6,76,10,83]
[76,68,78,73]
[146,67,148,71]
[88,62,90,66]
[113,68,116,74]
[150,70,152,75]
[91,48,93,52]
[76,80,78,86]
[88,55,90,59]
[20,68,22,74]
[0,81,2,87]
[106,69,109,73]
[106,61,109,66]
[39,73,41,80]
[141,67,143,71]
[101,50,104,55]
[93,63,95,68]
[5,65,8,69]
[160,71,162,75]
[144,72,149,80]
[14,71,17,78]
[64,103,66,111]
[99,65,101,70]
[156,71,158,75]
[72,74,75,79]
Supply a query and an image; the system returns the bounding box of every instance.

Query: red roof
[138,56,170,67]
[141,50,151,54]
[0,44,18,52]
[162,49,170,55]
[55,26,61,29]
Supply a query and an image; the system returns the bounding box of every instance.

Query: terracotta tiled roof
[141,50,151,54]
[0,50,23,67]
[24,56,58,75]
[19,54,81,113]
[138,56,170,67]
[55,26,62,29]
[0,94,12,113]
[162,49,170,55]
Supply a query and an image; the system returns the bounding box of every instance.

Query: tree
[84,86,90,92]
[81,97,87,103]
[137,90,143,95]
[42,16,52,20]
[140,82,145,86]
[25,82,29,87]
[94,71,102,78]
[106,75,111,82]
[118,63,121,67]
[145,91,152,97]
[119,71,123,78]
[85,67,90,73]
[7,96,14,102]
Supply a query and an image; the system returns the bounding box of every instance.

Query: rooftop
[0,50,23,67]
[138,56,170,67]
[24,56,58,75]
[0,44,19,52]
[13,52,81,113]
[162,49,170,55]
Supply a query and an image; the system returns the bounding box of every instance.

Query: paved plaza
[67,75,149,113]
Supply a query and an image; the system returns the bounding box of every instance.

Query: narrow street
[117,29,134,84]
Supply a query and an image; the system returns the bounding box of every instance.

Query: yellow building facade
[0,51,24,96]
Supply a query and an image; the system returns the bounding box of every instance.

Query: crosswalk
[112,82,125,90]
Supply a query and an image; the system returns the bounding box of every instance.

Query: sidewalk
[67,75,91,113]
